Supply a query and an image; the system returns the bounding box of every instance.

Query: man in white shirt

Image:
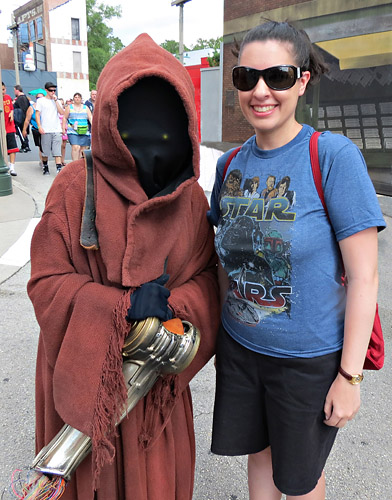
[35,82,64,174]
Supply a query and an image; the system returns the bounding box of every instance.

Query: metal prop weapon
[3,317,200,499]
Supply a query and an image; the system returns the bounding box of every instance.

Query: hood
[91,33,200,202]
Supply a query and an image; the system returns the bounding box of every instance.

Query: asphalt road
[0,142,391,499]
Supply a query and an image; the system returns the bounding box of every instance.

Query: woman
[63,92,92,160]
[208,21,385,499]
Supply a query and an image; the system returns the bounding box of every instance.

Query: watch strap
[338,366,364,384]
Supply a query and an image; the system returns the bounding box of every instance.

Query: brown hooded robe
[27,34,220,500]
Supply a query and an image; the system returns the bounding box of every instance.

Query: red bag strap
[222,146,242,181]
[310,131,334,228]
[310,131,346,279]
[309,131,326,211]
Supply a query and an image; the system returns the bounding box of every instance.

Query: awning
[316,31,392,69]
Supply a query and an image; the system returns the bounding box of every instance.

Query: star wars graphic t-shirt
[209,125,386,358]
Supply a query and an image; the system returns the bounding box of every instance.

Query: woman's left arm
[87,107,93,124]
[324,226,378,428]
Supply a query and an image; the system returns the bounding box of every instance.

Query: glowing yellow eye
[120,131,129,139]
[162,133,169,140]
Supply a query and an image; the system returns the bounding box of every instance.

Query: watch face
[351,374,364,385]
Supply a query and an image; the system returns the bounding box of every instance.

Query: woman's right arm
[62,107,70,134]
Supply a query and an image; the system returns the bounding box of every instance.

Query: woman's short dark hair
[73,92,82,98]
[237,21,328,86]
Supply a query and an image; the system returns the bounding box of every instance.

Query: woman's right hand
[323,374,361,428]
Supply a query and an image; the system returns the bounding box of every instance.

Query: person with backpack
[14,84,31,152]
[208,21,386,500]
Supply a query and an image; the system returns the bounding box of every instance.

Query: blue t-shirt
[209,125,386,358]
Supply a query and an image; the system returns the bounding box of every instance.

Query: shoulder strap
[80,150,99,250]
[310,131,346,276]
[222,146,242,181]
[309,131,328,214]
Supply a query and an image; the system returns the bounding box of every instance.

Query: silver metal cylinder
[31,318,200,481]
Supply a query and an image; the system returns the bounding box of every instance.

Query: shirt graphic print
[217,169,296,327]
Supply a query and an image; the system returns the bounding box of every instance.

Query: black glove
[125,274,173,322]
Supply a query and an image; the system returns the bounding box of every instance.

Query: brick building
[222,0,392,193]
[4,0,89,100]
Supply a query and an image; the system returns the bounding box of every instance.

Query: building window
[19,23,29,44]
[29,20,36,41]
[36,17,43,40]
[35,42,47,70]
[71,18,80,41]
[73,51,82,73]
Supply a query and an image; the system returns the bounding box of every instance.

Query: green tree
[86,0,124,88]
[207,49,220,67]
[191,37,222,51]
[160,39,190,59]
[161,37,222,66]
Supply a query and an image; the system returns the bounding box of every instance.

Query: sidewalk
[0,180,38,283]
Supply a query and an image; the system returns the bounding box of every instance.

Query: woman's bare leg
[71,144,80,161]
[286,471,325,500]
[248,447,282,500]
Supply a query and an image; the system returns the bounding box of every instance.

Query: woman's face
[73,94,82,104]
[238,40,310,149]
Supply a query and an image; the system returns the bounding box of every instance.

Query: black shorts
[32,128,42,150]
[6,132,19,154]
[211,325,341,496]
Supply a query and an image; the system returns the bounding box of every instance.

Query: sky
[0,0,224,48]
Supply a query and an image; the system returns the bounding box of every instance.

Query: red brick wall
[222,42,254,143]
[225,0,311,22]
[222,0,312,142]
[0,45,15,70]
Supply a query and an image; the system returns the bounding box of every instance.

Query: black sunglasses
[232,65,302,91]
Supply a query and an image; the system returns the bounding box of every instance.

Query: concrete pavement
[0,180,38,283]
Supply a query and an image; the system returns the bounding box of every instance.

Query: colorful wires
[2,470,66,500]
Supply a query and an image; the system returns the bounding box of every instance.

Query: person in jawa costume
[27,34,220,500]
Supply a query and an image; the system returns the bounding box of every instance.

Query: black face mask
[117,77,193,198]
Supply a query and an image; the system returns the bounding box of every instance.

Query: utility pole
[8,15,20,86]
[171,0,191,65]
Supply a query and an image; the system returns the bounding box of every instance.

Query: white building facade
[14,0,90,101]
